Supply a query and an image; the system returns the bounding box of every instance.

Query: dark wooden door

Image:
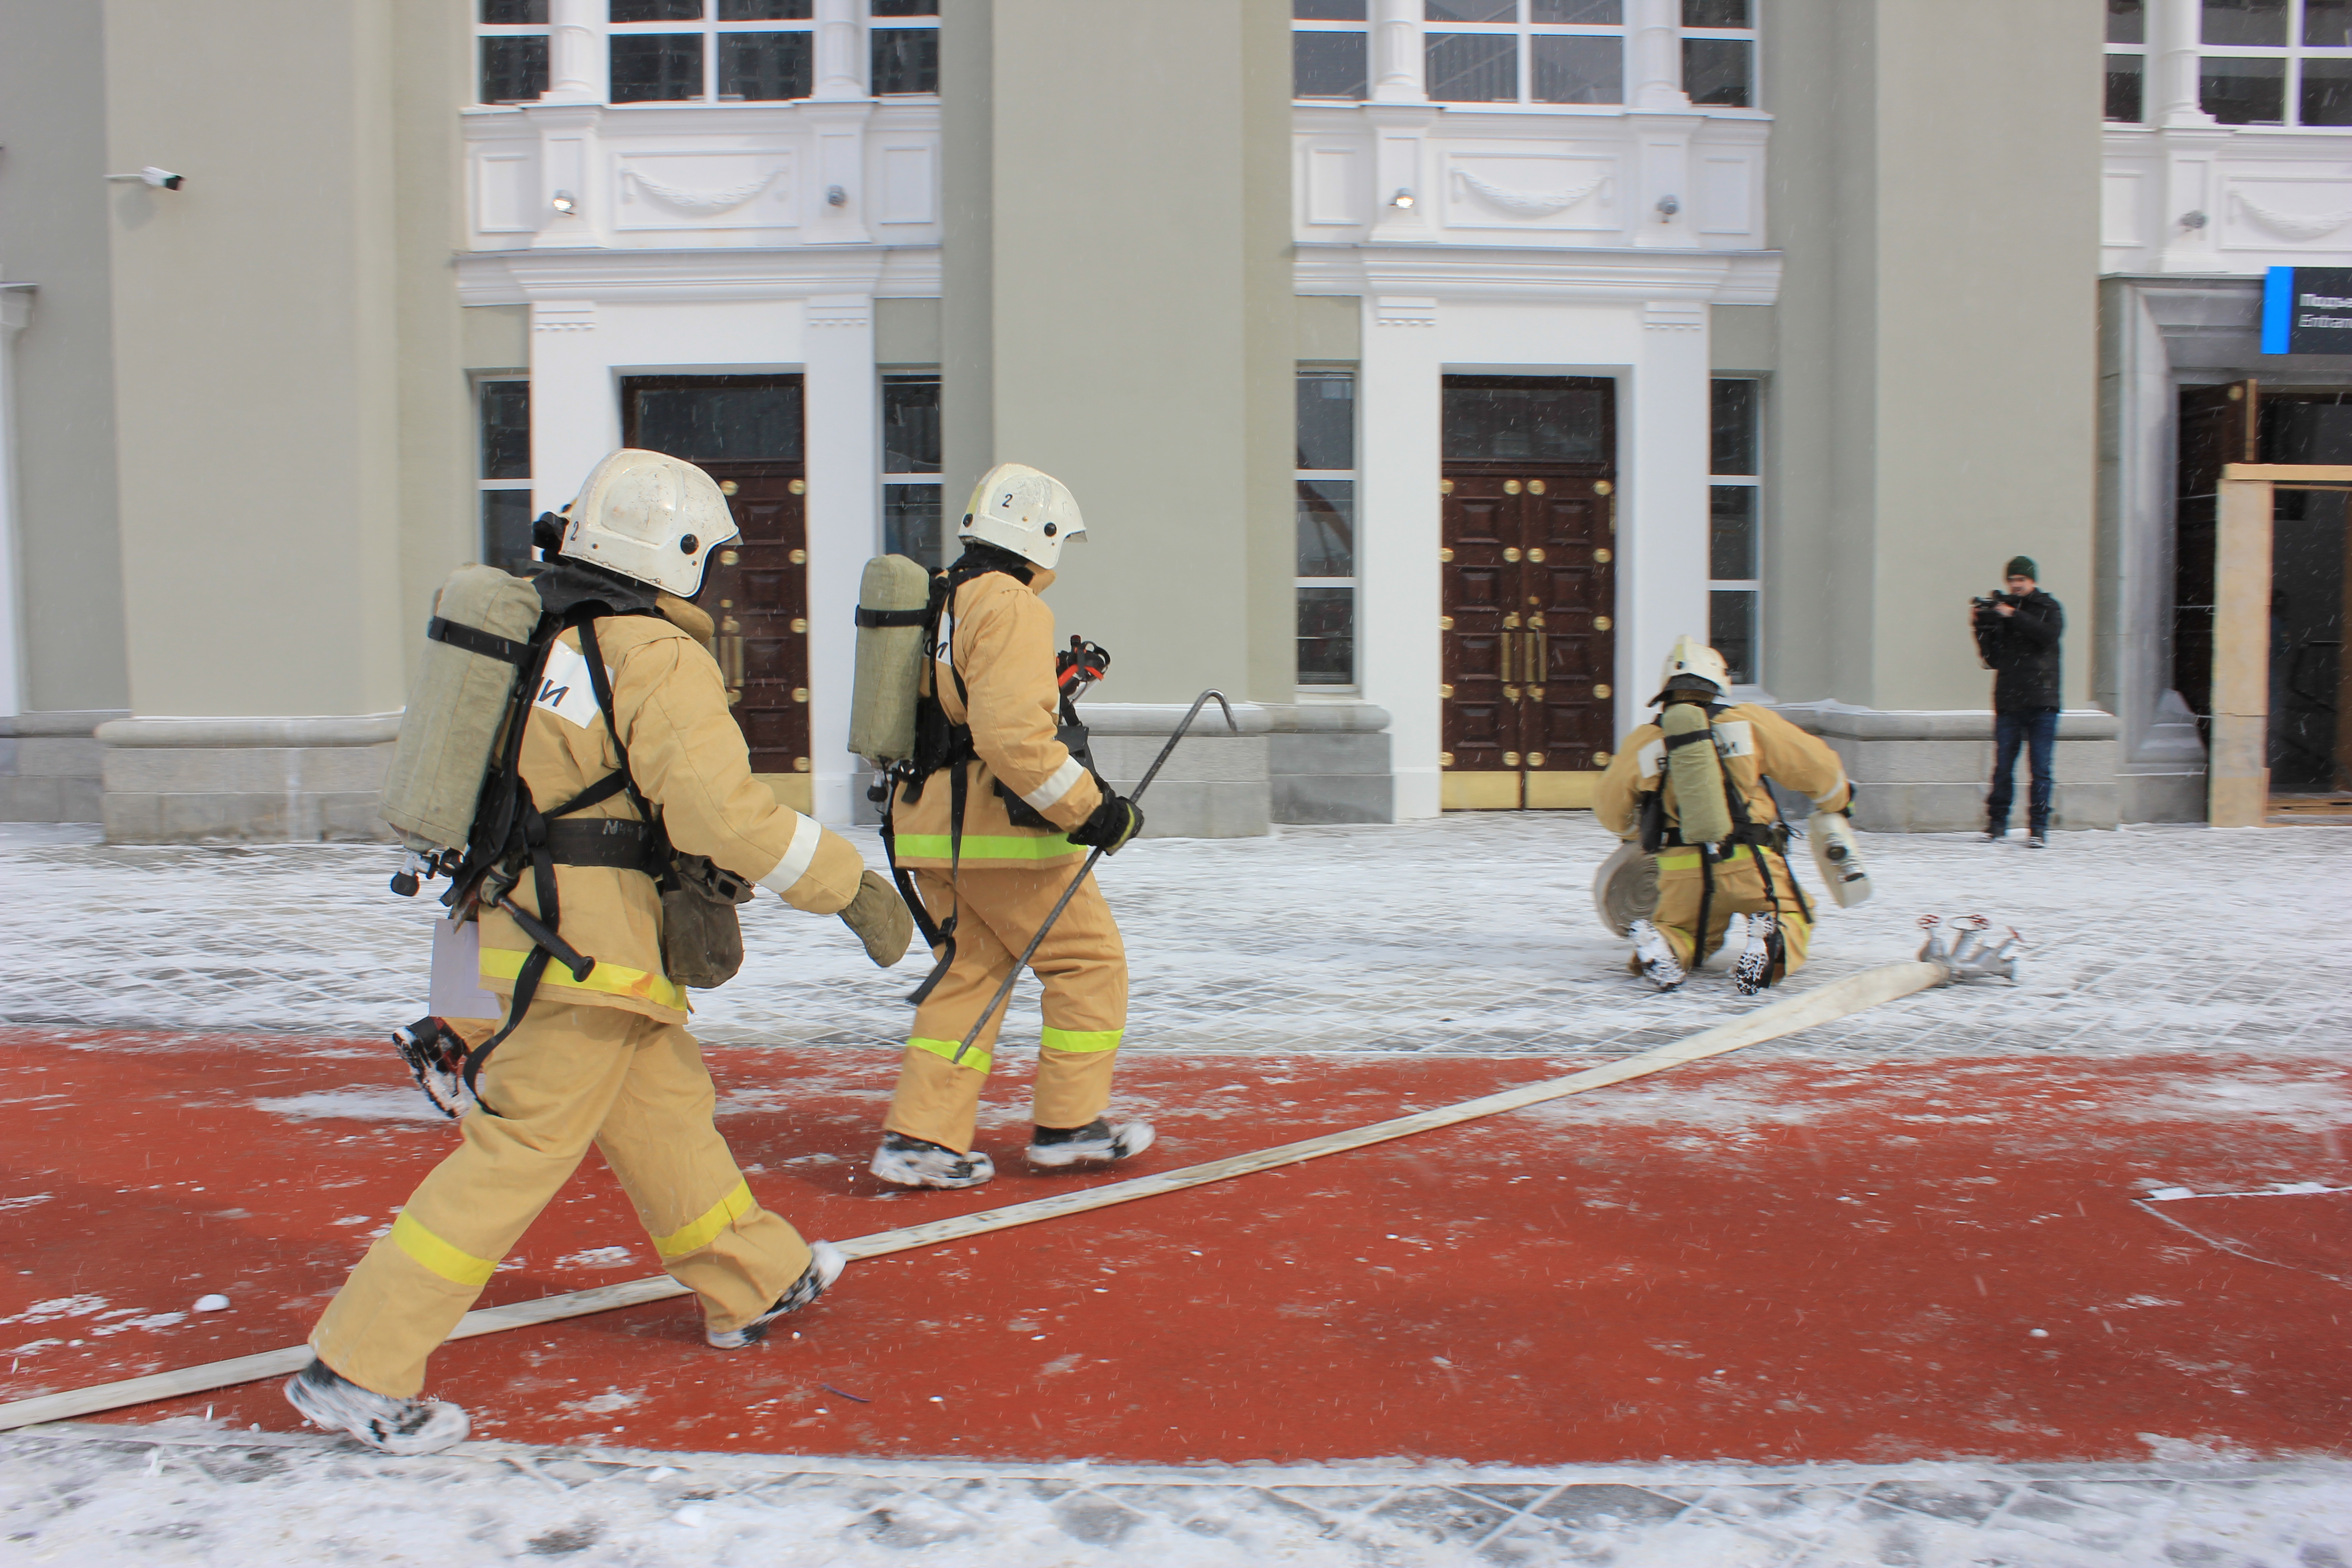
[2173,378,2257,725]
[620,374,810,780]
[1439,376,1617,809]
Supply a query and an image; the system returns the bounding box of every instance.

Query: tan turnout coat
[1592,702,1853,843]
[888,566,1104,870]
[476,598,866,1024]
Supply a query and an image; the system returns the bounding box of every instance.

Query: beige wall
[1764,0,2102,711]
[944,0,1295,705]
[0,0,130,713]
[101,0,436,719]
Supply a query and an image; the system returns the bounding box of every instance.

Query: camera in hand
[1971,590,2014,626]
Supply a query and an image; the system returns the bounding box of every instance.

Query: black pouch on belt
[997,720,1097,830]
[660,853,755,990]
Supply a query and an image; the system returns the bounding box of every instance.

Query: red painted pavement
[2,1028,2346,1465]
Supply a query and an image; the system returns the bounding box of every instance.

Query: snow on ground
[2,816,2348,1062]
[6,1422,2351,1568]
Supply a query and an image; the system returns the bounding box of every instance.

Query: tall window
[2199,0,2352,125]
[1424,1,1627,106]
[870,0,938,95]
[1680,0,1754,108]
[1295,0,1370,100]
[882,374,944,568]
[1296,369,1358,686]
[2108,0,2147,121]
[607,1,817,103]
[478,379,535,572]
[479,0,551,104]
[1707,378,1761,686]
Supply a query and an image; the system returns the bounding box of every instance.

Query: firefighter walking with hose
[871,463,1152,1190]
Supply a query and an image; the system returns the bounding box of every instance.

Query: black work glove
[1066,789,1145,854]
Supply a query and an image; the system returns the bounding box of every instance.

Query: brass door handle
[1500,631,1515,685]
[1532,630,1546,681]
[718,616,745,705]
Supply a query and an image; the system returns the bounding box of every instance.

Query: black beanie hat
[2004,555,2037,581]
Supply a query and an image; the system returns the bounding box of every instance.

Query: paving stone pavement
[2,816,2348,1063]
[5,1422,2348,1567]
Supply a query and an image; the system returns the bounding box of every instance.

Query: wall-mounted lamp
[2180,209,2209,230]
[107,167,184,190]
[826,184,848,207]
[550,189,578,215]
[1390,187,1416,210]
[1655,194,1681,220]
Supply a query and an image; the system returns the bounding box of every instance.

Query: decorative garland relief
[1450,167,1610,219]
[623,166,780,215]
[2233,186,2352,241]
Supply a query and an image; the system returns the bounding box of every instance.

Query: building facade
[0,0,2234,842]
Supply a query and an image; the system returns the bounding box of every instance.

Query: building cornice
[1294,243,1782,306]
[454,244,941,306]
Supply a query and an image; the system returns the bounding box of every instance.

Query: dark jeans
[1987,707,2059,834]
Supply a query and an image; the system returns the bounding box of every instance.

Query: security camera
[107,167,184,190]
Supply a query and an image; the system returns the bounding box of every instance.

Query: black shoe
[1981,827,2007,844]
[869,1132,995,1189]
[284,1359,470,1455]
[1026,1118,1156,1168]
[2027,833,2048,849]
[706,1241,846,1348]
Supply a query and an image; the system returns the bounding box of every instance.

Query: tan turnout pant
[311,1001,811,1398]
[887,864,1128,1153]
[1644,844,1815,978]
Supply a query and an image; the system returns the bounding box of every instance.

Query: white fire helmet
[958,462,1085,571]
[554,449,740,598]
[1651,634,1732,704]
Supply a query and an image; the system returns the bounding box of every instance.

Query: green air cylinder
[1660,701,1734,848]
[848,554,935,764]
[381,564,547,859]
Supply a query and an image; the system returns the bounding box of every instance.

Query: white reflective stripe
[1811,772,1851,807]
[756,810,823,897]
[1023,755,1085,812]
[934,611,956,665]
[1637,739,1665,779]
[1711,720,1755,759]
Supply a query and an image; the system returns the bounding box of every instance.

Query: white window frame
[867,0,940,98]
[1421,1,1631,109]
[1295,365,1361,692]
[1292,3,1372,102]
[2107,0,2148,121]
[605,2,818,106]
[1707,374,1762,687]
[879,370,943,566]
[475,374,534,569]
[2195,0,2352,126]
[475,3,551,105]
[1678,0,1758,111]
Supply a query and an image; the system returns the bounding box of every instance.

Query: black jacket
[1975,590,2063,712]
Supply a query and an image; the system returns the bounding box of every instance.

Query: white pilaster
[2155,126,2229,272]
[802,102,876,245]
[2150,0,2214,129]
[1629,113,1700,247]
[528,300,617,517]
[525,103,603,247]
[1357,294,1443,820]
[1630,0,1690,112]
[800,294,877,823]
[813,0,866,101]
[0,285,30,718]
[1365,106,1438,243]
[545,0,601,105]
[1369,0,1425,104]
[1621,304,1710,741]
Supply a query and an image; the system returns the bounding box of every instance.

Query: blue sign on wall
[2262,266,2352,354]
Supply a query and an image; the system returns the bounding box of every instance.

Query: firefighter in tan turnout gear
[872,463,1152,1190]
[1593,637,1854,994]
[286,450,912,1456]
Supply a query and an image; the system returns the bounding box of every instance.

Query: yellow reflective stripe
[891,833,1080,861]
[651,1178,755,1260]
[909,1034,992,1075]
[389,1212,497,1287]
[1656,844,1755,871]
[479,944,689,1013]
[1040,1025,1122,1054]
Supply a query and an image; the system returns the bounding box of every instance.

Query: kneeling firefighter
[869,462,1150,1190]
[1592,637,1856,994]
[288,449,912,1456]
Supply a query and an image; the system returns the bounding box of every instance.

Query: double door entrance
[1439,376,1618,810]
[621,375,812,808]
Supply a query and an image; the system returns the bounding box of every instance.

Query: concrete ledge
[1271,731,1394,824]
[0,710,119,823]
[1773,703,2122,743]
[1092,731,1269,838]
[1774,703,2122,833]
[95,712,404,748]
[98,714,402,843]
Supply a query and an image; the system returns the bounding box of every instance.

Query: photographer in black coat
[1971,555,2064,848]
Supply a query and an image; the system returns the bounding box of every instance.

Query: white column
[545,0,601,104]
[1369,0,1425,104]
[813,0,866,101]
[528,103,603,246]
[2151,0,2213,127]
[1357,295,1444,820]
[1630,0,1690,112]
[0,285,30,718]
[1365,106,1438,242]
[1620,306,1711,742]
[801,295,877,824]
[528,300,618,518]
[802,101,876,244]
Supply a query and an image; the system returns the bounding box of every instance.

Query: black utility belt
[542,817,669,875]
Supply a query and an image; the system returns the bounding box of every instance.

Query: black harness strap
[427,616,533,666]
